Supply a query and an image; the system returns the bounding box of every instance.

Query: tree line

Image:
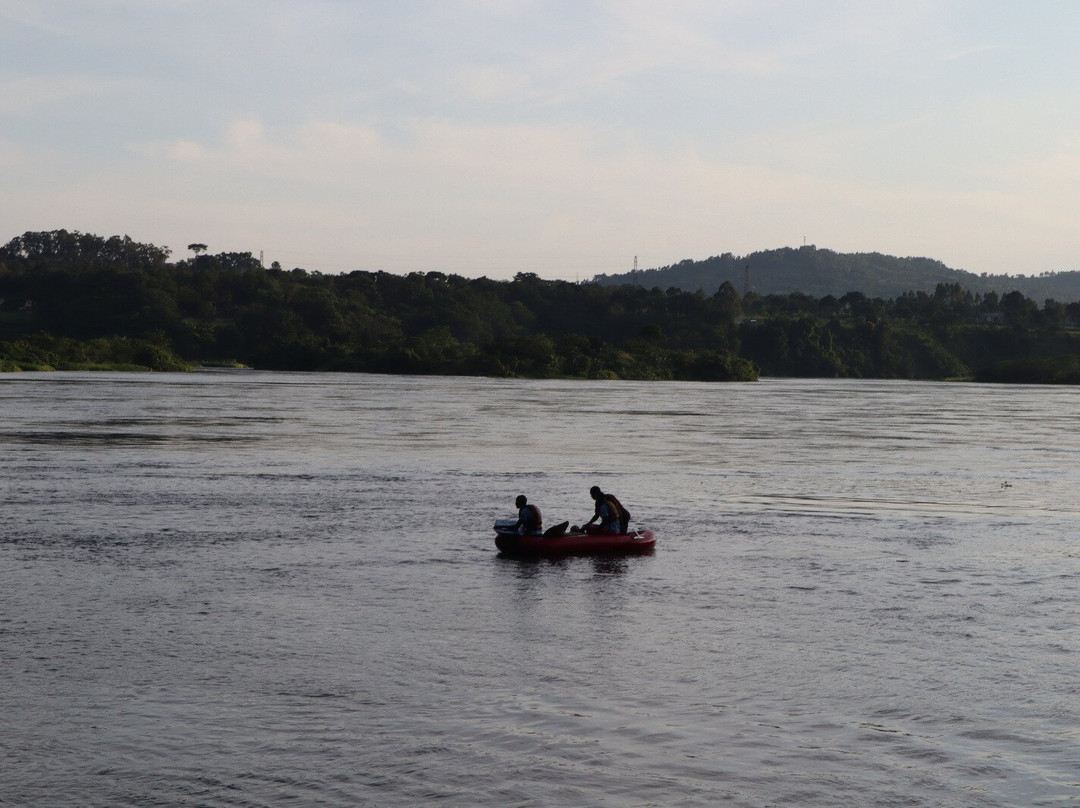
[594,244,1080,302]
[1,229,1078,383]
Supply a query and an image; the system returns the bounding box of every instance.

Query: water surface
[2,372,1079,806]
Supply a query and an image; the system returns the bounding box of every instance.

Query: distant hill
[592,246,1080,302]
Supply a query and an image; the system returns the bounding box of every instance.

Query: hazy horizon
[3,1,1080,280]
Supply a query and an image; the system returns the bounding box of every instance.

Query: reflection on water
[3,429,258,446]
[498,554,631,579]
[1,371,1079,807]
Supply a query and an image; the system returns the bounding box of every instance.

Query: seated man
[513,494,543,535]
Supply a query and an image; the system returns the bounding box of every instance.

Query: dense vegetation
[594,245,1080,301]
[0,230,757,380]
[2,229,1080,384]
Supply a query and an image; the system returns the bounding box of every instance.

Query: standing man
[583,486,631,534]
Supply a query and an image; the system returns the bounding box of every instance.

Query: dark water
[2,371,1079,807]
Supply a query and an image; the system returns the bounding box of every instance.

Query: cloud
[109,107,1080,275]
[165,140,207,162]
[226,120,264,150]
[0,136,25,171]
[0,73,147,116]
[443,64,530,103]
[133,117,385,184]
[942,43,1002,62]
[4,1,1080,278]
[0,1,86,36]
[0,0,193,38]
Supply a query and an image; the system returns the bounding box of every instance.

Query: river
[2,371,1078,806]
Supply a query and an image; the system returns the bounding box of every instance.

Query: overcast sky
[2,1,1079,280]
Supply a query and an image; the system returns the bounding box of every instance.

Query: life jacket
[599,496,620,528]
[606,494,630,522]
[521,503,542,531]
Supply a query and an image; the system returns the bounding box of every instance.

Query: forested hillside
[0,230,756,381]
[593,245,1080,301]
[2,230,1080,384]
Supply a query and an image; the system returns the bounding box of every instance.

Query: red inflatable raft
[494,525,656,556]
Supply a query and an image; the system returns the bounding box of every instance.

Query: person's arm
[584,500,602,527]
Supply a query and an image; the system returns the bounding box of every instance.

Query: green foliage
[0,332,189,372]
[0,229,170,270]
[976,355,1080,384]
[7,228,1080,384]
[595,245,1080,301]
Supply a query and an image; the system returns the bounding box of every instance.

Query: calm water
[2,371,1079,807]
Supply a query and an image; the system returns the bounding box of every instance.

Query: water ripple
[1,373,1079,806]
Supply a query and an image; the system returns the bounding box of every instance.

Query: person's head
[516,495,527,508]
[589,486,602,500]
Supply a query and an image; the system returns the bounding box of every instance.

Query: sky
[2,1,1080,281]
